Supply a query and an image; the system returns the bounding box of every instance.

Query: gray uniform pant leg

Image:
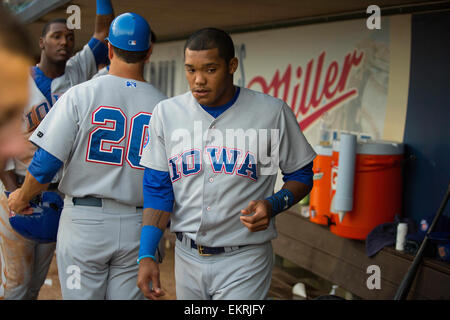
[0,193,55,300]
[174,238,273,300]
[56,198,144,300]
[0,236,55,300]
[105,215,143,300]
[27,242,56,300]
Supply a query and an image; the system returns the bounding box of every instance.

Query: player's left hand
[7,188,33,215]
[240,200,272,232]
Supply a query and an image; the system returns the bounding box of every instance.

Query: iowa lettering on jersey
[168,147,258,182]
[25,94,62,132]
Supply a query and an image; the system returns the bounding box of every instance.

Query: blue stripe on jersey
[282,161,314,187]
[28,148,63,184]
[31,66,53,107]
[143,168,174,212]
[88,37,108,67]
[200,87,240,118]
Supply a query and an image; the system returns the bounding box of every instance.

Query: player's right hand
[137,257,165,300]
[6,188,33,215]
[240,199,271,232]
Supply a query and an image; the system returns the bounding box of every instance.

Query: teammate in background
[8,12,167,300]
[0,6,35,298]
[0,0,115,300]
[137,28,316,300]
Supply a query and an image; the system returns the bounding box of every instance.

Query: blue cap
[106,12,151,52]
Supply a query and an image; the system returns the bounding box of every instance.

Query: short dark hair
[112,45,148,64]
[184,28,234,63]
[0,5,33,59]
[41,18,68,37]
[150,30,157,44]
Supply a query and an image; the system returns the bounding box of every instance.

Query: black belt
[72,196,143,209]
[73,196,102,207]
[176,232,245,256]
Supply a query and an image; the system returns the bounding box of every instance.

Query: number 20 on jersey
[86,106,151,169]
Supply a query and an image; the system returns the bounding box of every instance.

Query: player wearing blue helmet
[8,12,167,300]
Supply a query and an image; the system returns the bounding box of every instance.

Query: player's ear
[144,44,153,63]
[107,42,114,61]
[228,57,238,75]
[39,37,44,50]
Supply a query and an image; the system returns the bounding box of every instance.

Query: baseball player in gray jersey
[0,0,115,300]
[137,28,316,300]
[8,12,167,300]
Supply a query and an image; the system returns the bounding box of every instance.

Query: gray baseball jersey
[92,65,109,79]
[11,43,98,178]
[29,74,167,207]
[140,87,316,247]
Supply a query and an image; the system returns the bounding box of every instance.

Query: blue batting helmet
[7,191,64,243]
[106,12,151,52]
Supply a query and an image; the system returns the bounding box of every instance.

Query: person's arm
[0,158,18,191]
[93,0,115,43]
[7,170,49,214]
[87,0,114,68]
[7,148,62,214]
[65,0,114,81]
[240,162,313,232]
[0,170,18,192]
[137,168,174,300]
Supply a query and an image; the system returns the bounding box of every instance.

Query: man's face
[40,22,74,63]
[0,48,29,170]
[184,48,237,107]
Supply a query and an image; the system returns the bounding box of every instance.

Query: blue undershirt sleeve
[143,168,175,212]
[28,148,63,184]
[282,161,314,187]
[88,37,108,67]
[96,0,113,15]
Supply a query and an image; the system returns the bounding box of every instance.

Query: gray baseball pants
[56,196,147,300]
[174,234,273,300]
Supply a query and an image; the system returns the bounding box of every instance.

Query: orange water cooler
[309,145,333,225]
[329,139,404,240]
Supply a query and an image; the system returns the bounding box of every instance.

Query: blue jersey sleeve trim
[143,168,174,212]
[88,37,108,67]
[31,66,54,107]
[201,87,240,118]
[28,148,63,184]
[96,0,113,15]
[282,161,314,187]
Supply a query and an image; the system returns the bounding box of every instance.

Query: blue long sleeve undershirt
[28,148,63,184]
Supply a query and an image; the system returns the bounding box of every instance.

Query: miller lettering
[247,49,364,130]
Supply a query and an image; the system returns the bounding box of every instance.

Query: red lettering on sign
[247,50,364,130]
